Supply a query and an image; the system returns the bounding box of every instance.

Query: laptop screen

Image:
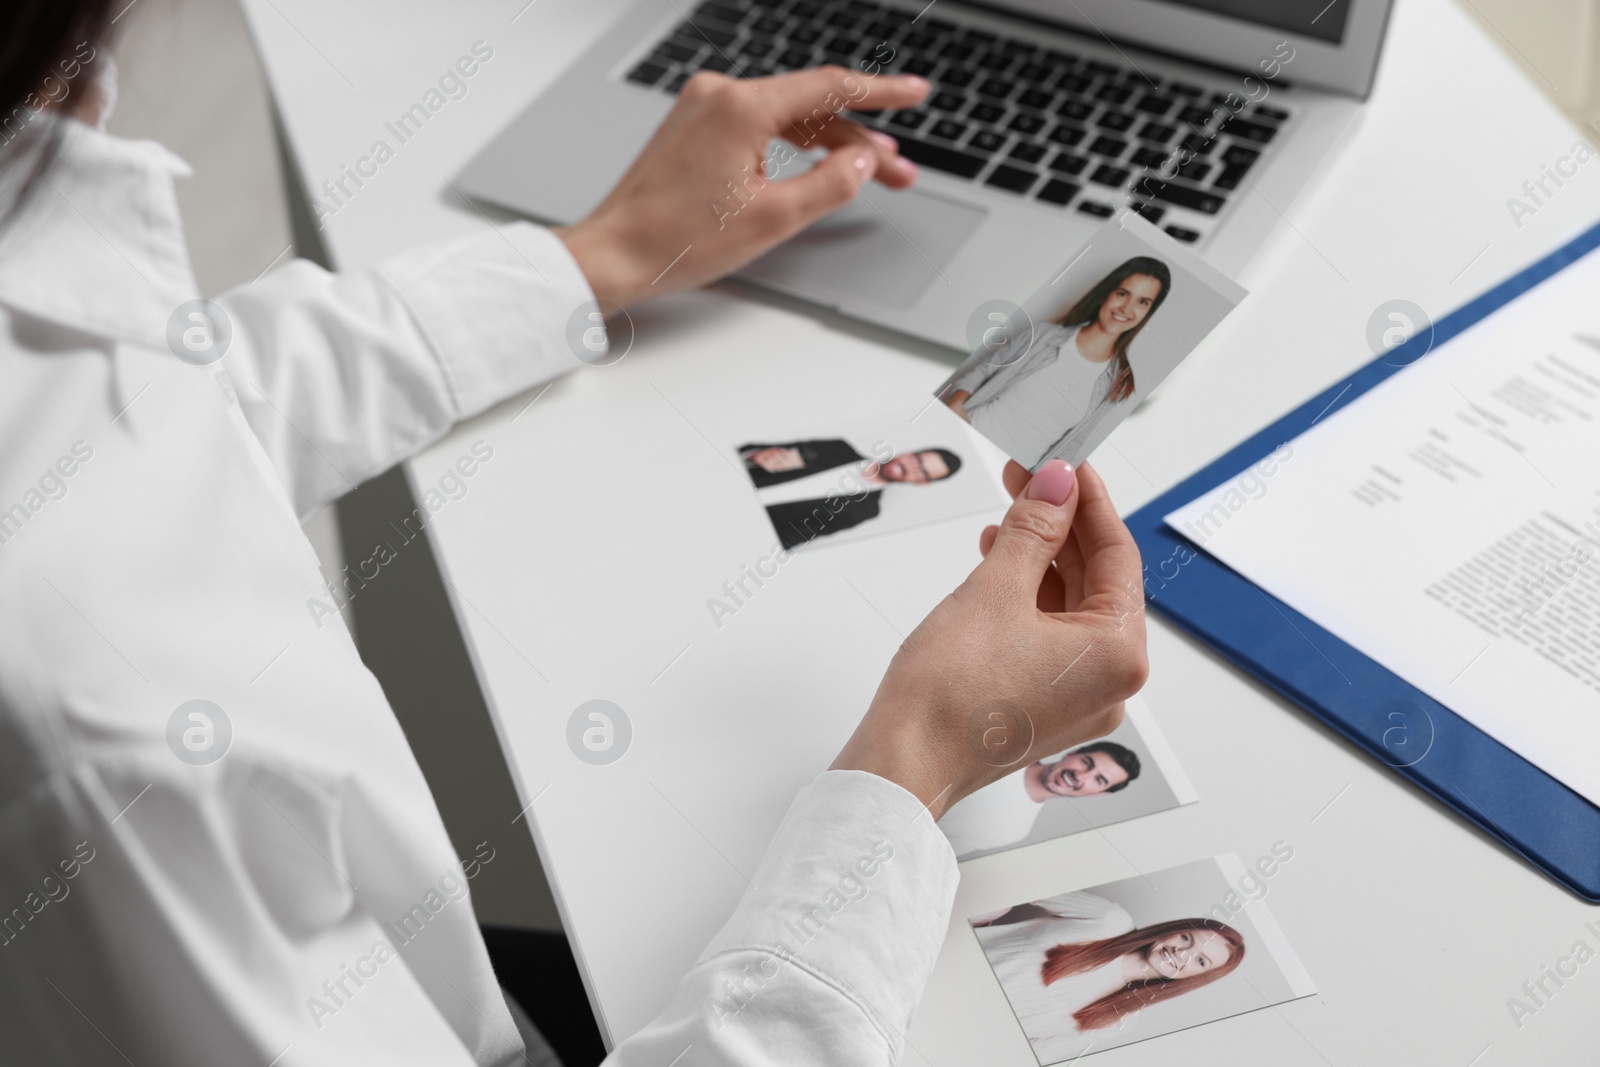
[1156,0,1349,44]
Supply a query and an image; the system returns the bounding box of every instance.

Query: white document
[1165,250,1600,806]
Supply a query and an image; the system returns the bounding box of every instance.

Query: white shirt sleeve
[604,771,959,1066]
[214,223,596,520]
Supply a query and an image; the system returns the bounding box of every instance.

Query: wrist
[554,217,642,309]
[831,718,969,822]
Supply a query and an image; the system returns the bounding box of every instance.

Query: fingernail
[867,130,898,150]
[897,156,919,177]
[1026,460,1076,505]
[899,74,930,92]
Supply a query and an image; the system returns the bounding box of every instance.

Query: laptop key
[702,54,735,72]
[969,129,1006,153]
[1009,141,1047,164]
[941,67,977,88]
[741,37,775,57]
[1095,84,1132,104]
[1167,81,1202,97]
[1176,158,1211,182]
[930,91,966,112]
[1128,201,1165,223]
[1017,62,1053,82]
[1047,124,1087,147]
[1088,135,1128,158]
[1090,164,1130,186]
[889,110,929,130]
[656,39,703,63]
[1137,177,1224,213]
[1048,151,1088,175]
[1253,105,1291,122]
[901,56,938,76]
[978,51,1014,72]
[941,40,976,61]
[1221,144,1261,166]
[1056,72,1092,94]
[1017,88,1055,111]
[1129,146,1171,169]
[979,78,1017,100]
[929,118,968,141]
[664,70,691,93]
[1008,113,1046,136]
[1036,178,1080,205]
[1138,121,1177,143]
[1135,94,1174,116]
[1180,131,1217,155]
[778,48,811,67]
[752,14,784,32]
[1077,200,1115,217]
[1212,162,1252,191]
[987,165,1040,193]
[1097,110,1134,133]
[970,102,1005,124]
[1083,59,1119,75]
[1165,225,1201,242]
[1226,118,1278,143]
[892,136,988,178]
[627,60,670,86]
[1056,99,1093,121]
[790,25,821,44]
[697,2,747,22]
[689,22,739,47]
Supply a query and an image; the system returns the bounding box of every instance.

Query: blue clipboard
[1127,219,1600,903]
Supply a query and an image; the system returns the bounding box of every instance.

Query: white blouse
[973,891,1136,1063]
[0,116,957,1066]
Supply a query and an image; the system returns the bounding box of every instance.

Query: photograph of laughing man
[939,741,1142,857]
[737,438,962,549]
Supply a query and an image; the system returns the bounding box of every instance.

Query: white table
[243,1,1600,1061]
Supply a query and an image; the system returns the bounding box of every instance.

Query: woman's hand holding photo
[832,459,1148,820]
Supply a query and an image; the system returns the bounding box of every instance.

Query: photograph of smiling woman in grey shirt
[944,256,1173,469]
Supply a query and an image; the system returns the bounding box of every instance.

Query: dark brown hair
[0,0,115,222]
[1041,917,1244,1031]
[1055,256,1172,402]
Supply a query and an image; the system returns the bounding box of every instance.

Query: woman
[945,257,1172,469]
[972,891,1243,1062]
[0,4,1150,1066]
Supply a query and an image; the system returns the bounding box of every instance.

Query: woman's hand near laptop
[834,459,1148,820]
[555,66,926,308]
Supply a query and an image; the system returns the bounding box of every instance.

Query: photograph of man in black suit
[737,438,963,549]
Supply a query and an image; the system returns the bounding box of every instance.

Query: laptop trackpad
[742,184,986,310]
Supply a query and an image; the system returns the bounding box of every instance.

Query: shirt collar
[0,116,198,350]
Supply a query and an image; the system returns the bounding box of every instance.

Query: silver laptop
[456,0,1393,348]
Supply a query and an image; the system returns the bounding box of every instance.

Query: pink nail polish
[1026,460,1076,505]
[867,130,898,150]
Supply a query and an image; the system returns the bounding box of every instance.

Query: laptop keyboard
[623,0,1295,245]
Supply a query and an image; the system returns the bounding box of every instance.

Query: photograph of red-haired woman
[969,856,1315,1062]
